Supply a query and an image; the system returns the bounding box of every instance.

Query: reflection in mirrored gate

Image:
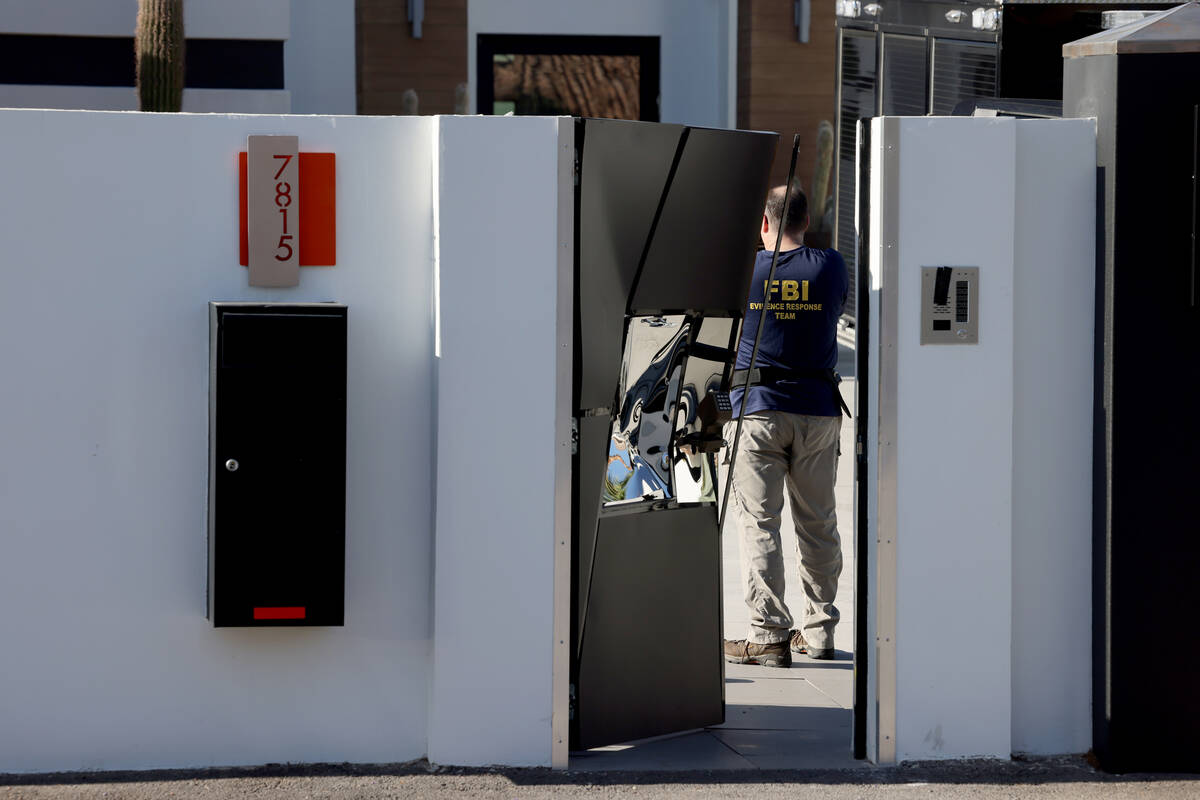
[604,315,735,506]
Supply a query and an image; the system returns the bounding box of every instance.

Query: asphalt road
[3,757,1198,799]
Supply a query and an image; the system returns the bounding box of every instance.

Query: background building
[358,0,838,224]
[2,1,837,223]
[0,0,356,114]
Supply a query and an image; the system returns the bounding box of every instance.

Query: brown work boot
[723,638,791,667]
[790,629,834,660]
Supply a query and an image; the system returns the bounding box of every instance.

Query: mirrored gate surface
[604,315,734,506]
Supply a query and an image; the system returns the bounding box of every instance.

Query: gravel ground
[2,757,1198,799]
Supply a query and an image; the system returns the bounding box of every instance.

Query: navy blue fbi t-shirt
[731,246,848,417]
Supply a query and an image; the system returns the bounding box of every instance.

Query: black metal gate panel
[575,506,723,747]
[571,118,776,750]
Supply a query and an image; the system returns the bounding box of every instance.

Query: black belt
[729,366,851,418]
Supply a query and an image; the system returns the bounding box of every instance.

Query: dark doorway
[476,35,659,121]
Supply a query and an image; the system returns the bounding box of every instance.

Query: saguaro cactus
[135,0,185,112]
[401,88,419,115]
[810,120,834,231]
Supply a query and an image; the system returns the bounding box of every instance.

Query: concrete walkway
[570,335,860,772]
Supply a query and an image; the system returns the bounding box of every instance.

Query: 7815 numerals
[273,154,294,262]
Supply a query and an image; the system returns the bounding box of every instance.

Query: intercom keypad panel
[920,266,979,345]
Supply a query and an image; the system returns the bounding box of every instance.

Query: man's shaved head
[764,184,809,238]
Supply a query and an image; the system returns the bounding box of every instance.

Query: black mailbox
[207,302,347,627]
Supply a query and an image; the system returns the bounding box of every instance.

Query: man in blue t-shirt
[723,184,848,668]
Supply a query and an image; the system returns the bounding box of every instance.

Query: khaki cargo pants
[725,411,842,649]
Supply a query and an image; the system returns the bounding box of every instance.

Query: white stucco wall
[893,117,1017,762]
[0,109,433,773]
[429,116,572,768]
[0,108,571,774]
[467,0,736,128]
[286,0,357,115]
[0,105,1096,776]
[0,86,290,114]
[867,117,1095,763]
[1010,120,1094,755]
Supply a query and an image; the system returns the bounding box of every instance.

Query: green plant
[135,0,185,112]
[603,470,634,503]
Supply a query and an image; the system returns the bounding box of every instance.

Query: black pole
[852,119,871,760]
[719,134,802,532]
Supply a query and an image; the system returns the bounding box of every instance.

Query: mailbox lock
[225,459,240,472]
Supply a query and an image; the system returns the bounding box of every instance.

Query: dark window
[931,39,997,116]
[0,34,283,90]
[880,34,928,116]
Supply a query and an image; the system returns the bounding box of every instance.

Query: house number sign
[247,135,301,287]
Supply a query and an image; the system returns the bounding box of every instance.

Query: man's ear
[762,214,770,233]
